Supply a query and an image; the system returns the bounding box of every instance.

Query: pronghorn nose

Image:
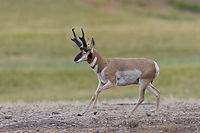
[74,52,82,62]
[74,58,78,62]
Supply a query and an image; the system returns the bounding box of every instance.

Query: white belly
[116,70,141,86]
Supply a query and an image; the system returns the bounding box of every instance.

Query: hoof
[94,112,98,115]
[77,114,82,116]
[124,115,130,119]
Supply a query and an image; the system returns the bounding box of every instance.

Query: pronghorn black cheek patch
[74,51,82,62]
[88,53,92,58]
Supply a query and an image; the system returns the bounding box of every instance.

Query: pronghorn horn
[71,28,82,48]
[78,28,87,48]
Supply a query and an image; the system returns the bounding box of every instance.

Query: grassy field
[0,0,200,102]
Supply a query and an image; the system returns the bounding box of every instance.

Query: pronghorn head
[71,28,95,63]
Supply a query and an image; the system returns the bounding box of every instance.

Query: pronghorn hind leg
[147,83,160,113]
[125,79,150,118]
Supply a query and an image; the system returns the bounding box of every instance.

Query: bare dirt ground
[0,98,200,133]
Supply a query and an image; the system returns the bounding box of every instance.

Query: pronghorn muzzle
[74,51,82,63]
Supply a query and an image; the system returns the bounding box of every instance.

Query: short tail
[153,61,159,79]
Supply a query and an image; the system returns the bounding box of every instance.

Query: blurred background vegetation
[0,0,200,102]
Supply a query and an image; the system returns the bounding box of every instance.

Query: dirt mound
[0,99,199,132]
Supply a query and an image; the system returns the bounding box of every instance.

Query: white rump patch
[153,61,159,78]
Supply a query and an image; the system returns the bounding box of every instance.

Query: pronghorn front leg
[77,81,115,116]
[92,81,116,115]
[77,80,104,116]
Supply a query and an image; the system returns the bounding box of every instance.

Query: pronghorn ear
[87,38,91,44]
[92,38,95,46]
[87,38,94,52]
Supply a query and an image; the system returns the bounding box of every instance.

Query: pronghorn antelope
[71,28,160,118]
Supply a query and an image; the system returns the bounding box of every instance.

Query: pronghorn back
[106,57,157,80]
[87,49,158,86]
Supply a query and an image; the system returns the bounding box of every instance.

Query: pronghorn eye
[84,49,88,52]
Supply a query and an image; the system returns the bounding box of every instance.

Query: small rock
[146,113,151,116]
[52,111,60,115]
[94,130,99,133]
[71,123,76,126]
[5,115,12,119]
[77,113,82,116]
[94,112,98,115]
[61,117,65,120]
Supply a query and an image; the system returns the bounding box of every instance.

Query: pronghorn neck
[87,48,108,73]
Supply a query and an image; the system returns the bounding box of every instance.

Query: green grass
[0,65,199,102]
[0,0,200,102]
[167,0,200,12]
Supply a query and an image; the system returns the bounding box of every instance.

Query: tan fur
[106,58,156,83]
[87,49,156,83]
[87,49,108,73]
[74,37,160,118]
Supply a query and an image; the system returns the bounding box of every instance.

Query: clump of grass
[112,120,139,129]
[167,0,200,12]
[125,120,139,128]
[142,123,178,132]
[158,123,178,132]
